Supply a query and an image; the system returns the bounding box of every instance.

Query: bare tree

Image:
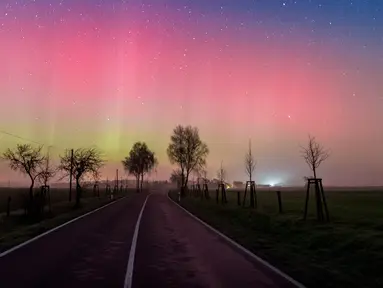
[167,125,209,195]
[2,144,45,200]
[216,161,228,203]
[37,149,57,187]
[300,135,330,179]
[217,161,226,184]
[243,139,257,208]
[59,147,104,207]
[245,139,256,182]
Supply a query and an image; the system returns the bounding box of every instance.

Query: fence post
[276,191,283,213]
[7,196,11,217]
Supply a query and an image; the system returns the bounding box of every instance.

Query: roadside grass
[169,188,383,288]
[0,188,136,253]
[0,187,101,214]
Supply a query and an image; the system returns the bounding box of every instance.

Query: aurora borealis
[0,0,382,186]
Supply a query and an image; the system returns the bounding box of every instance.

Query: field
[0,186,134,252]
[170,187,383,288]
[0,185,118,214]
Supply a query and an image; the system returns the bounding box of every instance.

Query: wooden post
[116,169,119,191]
[315,181,324,221]
[203,183,209,200]
[250,183,254,208]
[304,180,310,220]
[46,185,51,213]
[178,190,181,202]
[319,180,330,222]
[219,184,226,204]
[243,181,256,208]
[304,178,329,222]
[6,196,11,217]
[252,182,257,209]
[242,183,248,207]
[69,149,74,202]
[237,191,240,206]
[276,190,282,213]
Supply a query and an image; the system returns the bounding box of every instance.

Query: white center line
[123,194,150,288]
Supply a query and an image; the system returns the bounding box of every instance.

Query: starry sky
[0,0,382,186]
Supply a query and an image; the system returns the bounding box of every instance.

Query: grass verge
[0,191,130,253]
[169,190,383,288]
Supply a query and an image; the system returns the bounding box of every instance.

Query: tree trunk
[313,167,317,179]
[26,176,36,217]
[136,175,140,192]
[183,173,189,197]
[75,178,81,207]
[140,173,144,192]
[29,178,35,200]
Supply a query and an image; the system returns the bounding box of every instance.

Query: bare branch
[2,144,46,193]
[217,161,227,184]
[245,139,256,182]
[300,134,330,178]
[58,147,104,187]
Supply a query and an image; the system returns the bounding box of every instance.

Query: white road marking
[167,193,306,288]
[0,196,128,258]
[124,194,150,288]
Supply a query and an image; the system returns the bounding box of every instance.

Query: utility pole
[116,169,119,188]
[69,149,74,202]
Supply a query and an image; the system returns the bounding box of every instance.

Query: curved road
[0,188,300,288]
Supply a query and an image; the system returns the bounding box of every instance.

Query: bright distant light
[263,178,283,187]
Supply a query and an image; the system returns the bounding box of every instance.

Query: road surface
[0,193,148,288]
[0,188,300,288]
[133,190,298,288]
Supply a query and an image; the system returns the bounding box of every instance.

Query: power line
[0,130,66,152]
[0,130,43,145]
[0,129,114,158]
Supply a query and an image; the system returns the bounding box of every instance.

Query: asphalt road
[0,188,300,288]
[133,189,298,288]
[0,193,148,288]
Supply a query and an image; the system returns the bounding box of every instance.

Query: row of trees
[1,145,105,211]
[1,141,158,215]
[1,124,329,215]
[166,125,330,194]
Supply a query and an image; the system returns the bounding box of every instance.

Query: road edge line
[0,196,128,258]
[167,192,306,288]
[124,194,150,288]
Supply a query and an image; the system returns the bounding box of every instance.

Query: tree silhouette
[216,161,227,203]
[59,147,104,207]
[244,139,257,208]
[37,149,57,187]
[245,139,256,182]
[167,125,209,195]
[217,161,226,184]
[122,142,157,192]
[170,169,182,186]
[300,135,330,179]
[2,144,45,200]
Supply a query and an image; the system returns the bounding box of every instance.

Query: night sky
[0,0,382,186]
